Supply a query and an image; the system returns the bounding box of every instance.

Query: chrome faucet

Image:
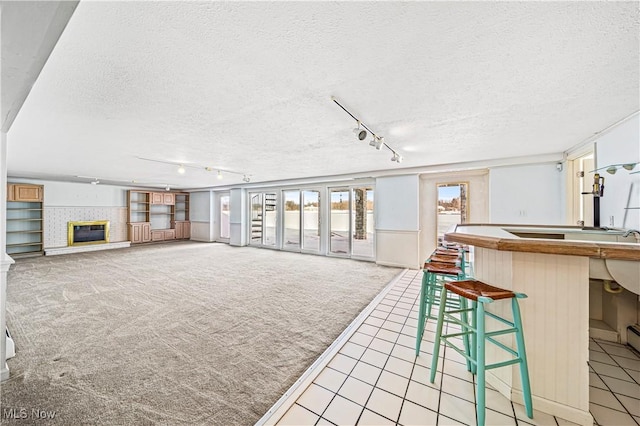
[622,229,640,243]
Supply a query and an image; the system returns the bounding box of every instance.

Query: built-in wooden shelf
[6,183,44,257]
[127,190,190,244]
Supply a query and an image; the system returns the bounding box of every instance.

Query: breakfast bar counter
[443,224,640,426]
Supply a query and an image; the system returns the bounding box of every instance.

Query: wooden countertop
[445,224,640,260]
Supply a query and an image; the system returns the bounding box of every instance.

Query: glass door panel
[330,189,350,255]
[220,195,230,240]
[263,193,277,246]
[436,183,468,245]
[250,193,263,245]
[283,190,301,250]
[351,187,374,258]
[302,190,320,252]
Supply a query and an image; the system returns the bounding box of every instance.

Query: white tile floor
[268,270,640,426]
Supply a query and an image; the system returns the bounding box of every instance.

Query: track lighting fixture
[332,96,403,163]
[136,157,251,183]
[353,121,367,141]
[91,179,99,185]
[243,175,251,183]
[165,185,171,191]
[391,152,403,163]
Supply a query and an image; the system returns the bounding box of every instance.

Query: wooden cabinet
[163,193,175,205]
[150,228,177,242]
[173,221,191,239]
[7,183,43,202]
[6,183,44,257]
[128,190,188,244]
[150,192,175,205]
[7,184,15,201]
[129,222,151,244]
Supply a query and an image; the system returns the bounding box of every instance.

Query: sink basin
[590,258,640,295]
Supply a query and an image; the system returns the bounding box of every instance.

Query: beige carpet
[1,242,401,425]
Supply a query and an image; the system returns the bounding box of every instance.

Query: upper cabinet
[150,192,175,205]
[8,183,43,202]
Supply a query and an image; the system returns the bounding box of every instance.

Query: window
[436,182,468,243]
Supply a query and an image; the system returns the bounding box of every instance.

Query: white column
[1,131,14,381]
[230,188,246,246]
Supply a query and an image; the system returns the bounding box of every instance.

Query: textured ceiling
[6,1,640,189]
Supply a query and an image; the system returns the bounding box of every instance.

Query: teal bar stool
[415,258,466,357]
[429,279,533,426]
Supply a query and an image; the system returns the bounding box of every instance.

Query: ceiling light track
[331,96,403,164]
[136,156,251,181]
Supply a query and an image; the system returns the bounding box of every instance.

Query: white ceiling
[5,1,639,189]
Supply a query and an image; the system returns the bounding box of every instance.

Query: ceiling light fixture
[165,185,171,191]
[243,175,251,183]
[353,121,367,141]
[91,179,99,185]
[331,96,403,164]
[136,157,251,182]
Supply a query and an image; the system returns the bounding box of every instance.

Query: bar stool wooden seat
[415,257,466,357]
[429,279,533,426]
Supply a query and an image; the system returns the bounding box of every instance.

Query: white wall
[489,163,566,225]
[189,190,214,242]
[8,179,130,246]
[595,114,640,230]
[375,175,421,268]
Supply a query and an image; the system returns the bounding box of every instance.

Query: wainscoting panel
[190,221,214,242]
[44,207,128,248]
[375,229,421,269]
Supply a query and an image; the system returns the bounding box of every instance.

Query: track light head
[243,175,251,183]
[352,121,367,141]
[165,185,171,191]
[370,136,384,150]
[177,164,186,174]
[217,171,223,180]
[391,153,403,163]
[354,129,367,141]
[90,179,99,185]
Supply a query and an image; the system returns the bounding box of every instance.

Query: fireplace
[68,221,110,246]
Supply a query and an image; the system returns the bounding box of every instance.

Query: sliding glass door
[219,194,230,242]
[330,189,350,255]
[352,187,374,258]
[283,190,300,250]
[329,186,374,259]
[249,192,277,247]
[302,190,320,253]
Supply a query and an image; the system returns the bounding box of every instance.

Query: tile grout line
[318,272,415,425]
